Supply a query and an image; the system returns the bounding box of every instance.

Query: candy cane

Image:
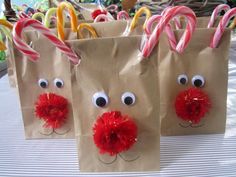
[13,18,79,64]
[77,23,98,39]
[44,8,57,28]
[130,7,151,31]
[0,19,13,51]
[207,4,230,28]
[32,12,45,23]
[117,11,130,20]
[106,4,118,13]
[142,6,196,58]
[145,15,177,51]
[94,14,111,22]
[57,2,78,41]
[162,6,183,30]
[211,7,236,48]
[18,12,30,19]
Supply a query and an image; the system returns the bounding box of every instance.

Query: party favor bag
[13,18,79,139]
[158,6,232,136]
[69,29,160,172]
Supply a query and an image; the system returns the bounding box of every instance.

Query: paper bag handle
[57,2,78,41]
[141,6,196,58]
[13,18,79,64]
[77,23,98,39]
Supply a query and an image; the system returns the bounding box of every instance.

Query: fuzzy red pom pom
[175,88,211,124]
[93,111,137,156]
[35,93,69,129]
[91,9,107,20]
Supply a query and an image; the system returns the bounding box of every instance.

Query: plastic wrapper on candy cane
[141,6,197,58]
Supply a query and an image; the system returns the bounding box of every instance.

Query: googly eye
[177,74,188,85]
[54,78,64,88]
[92,92,109,108]
[121,92,136,106]
[38,78,48,88]
[192,75,205,87]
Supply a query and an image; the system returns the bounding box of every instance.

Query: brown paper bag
[13,29,77,139]
[68,36,160,172]
[159,28,230,136]
[6,38,16,87]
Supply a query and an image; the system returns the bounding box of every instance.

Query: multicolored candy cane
[44,8,57,28]
[77,23,98,39]
[57,2,78,41]
[32,12,45,23]
[211,7,236,48]
[13,18,79,64]
[0,19,13,51]
[142,6,196,58]
[207,4,230,28]
[145,15,177,51]
[117,11,130,20]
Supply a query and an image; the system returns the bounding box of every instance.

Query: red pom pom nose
[93,111,138,156]
[35,93,69,129]
[175,88,211,124]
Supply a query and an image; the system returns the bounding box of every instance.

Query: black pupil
[96,97,107,107]
[180,78,187,85]
[40,81,47,88]
[56,81,62,88]
[124,96,133,105]
[194,79,203,87]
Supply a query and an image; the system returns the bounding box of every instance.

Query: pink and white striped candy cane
[142,6,196,58]
[13,18,79,64]
[94,14,111,22]
[117,11,130,20]
[106,4,118,13]
[145,15,177,51]
[211,7,236,48]
[207,4,230,28]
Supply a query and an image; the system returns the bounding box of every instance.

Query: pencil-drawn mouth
[39,128,71,136]
[179,122,204,128]
[98,153,140,165]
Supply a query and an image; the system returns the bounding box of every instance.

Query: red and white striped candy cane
[207,4,230,28]
[18,12,30,19]
[145,15,177,50]
[94,14,111,22]
[106,4,118,13]
[117,11,130,20]
[162,6,182,30]
[211,7,236,48]
[13,18,79,64]
[142,6,196,58]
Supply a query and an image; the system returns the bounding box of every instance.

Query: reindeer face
[71,37,160,172]
[14,31,74,138]
[159,29,230,135]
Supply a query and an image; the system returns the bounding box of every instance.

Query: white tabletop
[0,51,236,177]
